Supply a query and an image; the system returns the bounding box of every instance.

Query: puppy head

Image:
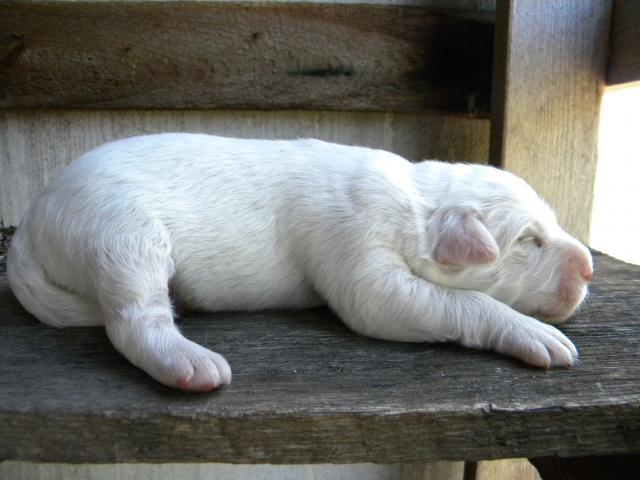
[411,166,593,324]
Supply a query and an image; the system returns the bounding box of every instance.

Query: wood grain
[489,0,612,243]
[607,0,640,85]
[0,251,639,464]
[0,1,493,114]
[0,109,490,226]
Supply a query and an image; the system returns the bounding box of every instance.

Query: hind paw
[170,341,232,391]
[131,331,232,391]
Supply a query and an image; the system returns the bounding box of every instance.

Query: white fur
[8,134,593,391]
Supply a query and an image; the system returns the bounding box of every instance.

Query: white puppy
[8,134,593,391]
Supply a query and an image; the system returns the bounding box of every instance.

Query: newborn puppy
[8,134,593,391]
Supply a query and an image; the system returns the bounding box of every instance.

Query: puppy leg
[106,301,231,391]
[315,254,577,368]
[95,232,231,391]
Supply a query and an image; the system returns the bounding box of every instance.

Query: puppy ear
[429,207,499,266]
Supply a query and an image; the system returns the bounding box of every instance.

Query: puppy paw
[145,335,232,391]
[496,315,578,368]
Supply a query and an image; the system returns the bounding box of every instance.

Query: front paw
[495,315,578,368]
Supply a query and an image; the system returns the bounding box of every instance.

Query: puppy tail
[7,227,103,327]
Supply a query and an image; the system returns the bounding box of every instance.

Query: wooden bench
[0,248,639,472]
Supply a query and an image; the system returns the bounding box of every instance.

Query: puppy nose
[581,265,593,283]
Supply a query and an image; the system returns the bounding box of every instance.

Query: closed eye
[518,234,544,248]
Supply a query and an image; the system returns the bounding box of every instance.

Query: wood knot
[0,35,26,72]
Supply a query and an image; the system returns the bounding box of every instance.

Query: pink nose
[581,265,593,282]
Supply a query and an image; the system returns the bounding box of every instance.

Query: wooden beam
[0,2,493,114]
[490,0,612,243]
[607,0,640,85]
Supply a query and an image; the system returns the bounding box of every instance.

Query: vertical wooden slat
[477,458,541,480]
[490,0,613,243]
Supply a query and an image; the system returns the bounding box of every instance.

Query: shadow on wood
[530,454,640,480]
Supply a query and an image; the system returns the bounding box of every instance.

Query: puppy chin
[529,280,589,325]
[532,311,573,325]
[532,297,587,325]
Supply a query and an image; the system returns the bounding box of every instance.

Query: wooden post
[490,0,612,243]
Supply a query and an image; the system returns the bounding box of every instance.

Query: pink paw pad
[176,377,218,392]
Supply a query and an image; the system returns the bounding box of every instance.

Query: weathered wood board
[489,0,612,243]
[1,251,639,464]
[0,109,490,226]
[607,0,640,85]
[0,1,493,114]
[0,460,467,480]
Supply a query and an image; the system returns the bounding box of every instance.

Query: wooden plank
[0,109,490,226]
[0,1,493,114]
[1,248,639,464]
[607,0,640,85]
[489,0,612,243]
[0,461,465,480]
